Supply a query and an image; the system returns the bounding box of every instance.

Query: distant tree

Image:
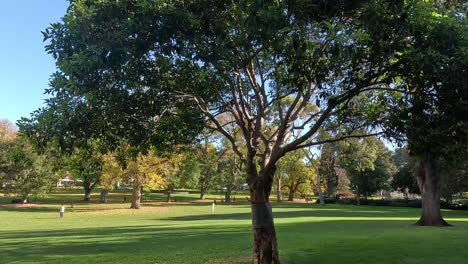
[0,119,17,142]
[194,133,224,200]
[99,153,123,203]
[339,136,395,204]
[317,142,339,198]
[391,147,419,198]
[304,148,325,205]
[120,150,182,208]
[66,143,103,201]
[217,148,244,203]
[0,137,61,202]
[440,160,468,205]
[277,150,315,201]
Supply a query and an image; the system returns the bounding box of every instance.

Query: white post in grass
[212,201,215,214]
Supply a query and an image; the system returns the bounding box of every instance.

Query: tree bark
[310,160,325,205]
[356,191,360,206]
[100,189,109,203]
[225,190,232,203]
[200,189,206,200]
[287,187,295,201]
[276,176,282,203]
[250,170,280,264]
[83,177,97,202]
[130,183,142,209]
[415,160,449,226]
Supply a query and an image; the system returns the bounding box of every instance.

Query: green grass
[1,190,468,264]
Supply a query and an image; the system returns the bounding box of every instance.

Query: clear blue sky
[0,0,69,123]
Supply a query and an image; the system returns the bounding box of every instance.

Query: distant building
[56,175,82,187]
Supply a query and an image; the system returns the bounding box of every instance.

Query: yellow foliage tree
[124,151,182,209]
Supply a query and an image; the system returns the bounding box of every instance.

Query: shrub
[336,198,355,205]
[407,200,422,208]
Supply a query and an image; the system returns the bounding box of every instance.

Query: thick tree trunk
[249,169,280,264]
[415,160,449,226]
[130,183,142,209]
[356,191,360,206]
[83,180,91,201]
[276,176,282,203]
[225,190,232,203]
[84,192,91,201]
[287,188,295,201]
[100,189,109,203]
[83,177,97,202]
[200,189,206,200]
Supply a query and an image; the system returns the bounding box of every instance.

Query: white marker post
[211,201,215,214]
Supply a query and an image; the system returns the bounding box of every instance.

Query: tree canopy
[16,0,468,262]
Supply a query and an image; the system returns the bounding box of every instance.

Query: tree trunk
[287,187,295,201]
[130,183,142,209]
[166,190,172,202]
[446,194,453,205]
[250,170,280,264]
[225,190,232,203]
[84,192,91,201]
[276,176,282,202]
[100,189,109,203]
[200,189,206,200]
[356,191,360,206]
[83,177,97,202]
[310,160,324,205]
[415,160,449,226]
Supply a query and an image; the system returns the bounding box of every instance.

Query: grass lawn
[1,190,468,264]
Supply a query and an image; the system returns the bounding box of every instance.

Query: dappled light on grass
[1,197,468,263]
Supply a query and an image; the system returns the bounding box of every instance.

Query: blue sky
[0,0,69,123]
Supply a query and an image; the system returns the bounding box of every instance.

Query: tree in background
[339,136,395,205]
[0,137,62,202]
[66,144,103,201]
[439,160,468,205]
[0,119,17,142]
[193,133,224,200]
[304,147,325,205]
[217,148,244,203]
[99,153,123,203]
[391,147,419,199]
[122,150,182,208]
[277,150,315,201]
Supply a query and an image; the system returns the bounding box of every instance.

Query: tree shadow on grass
[0,224,252,263]
[1,218,468,264]
[157,207,413,222]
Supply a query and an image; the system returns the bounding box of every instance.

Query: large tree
[383,2,468,226]
[25,0,463,262]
